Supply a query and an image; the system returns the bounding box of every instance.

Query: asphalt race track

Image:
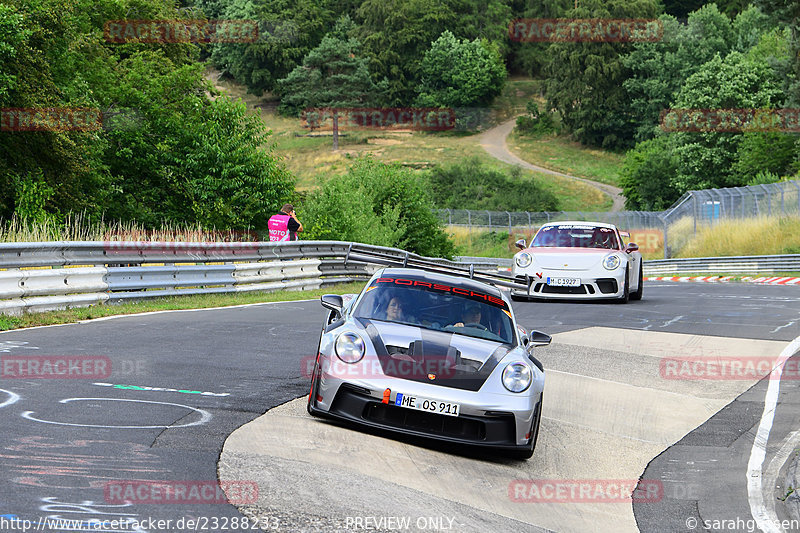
[0,282,799,533]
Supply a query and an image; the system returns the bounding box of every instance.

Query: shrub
[515,101,556,137]
[301,157,456,258]
[426,157,558,211]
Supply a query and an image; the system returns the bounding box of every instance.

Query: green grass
[0,282,365,331]
[506,131,625,187]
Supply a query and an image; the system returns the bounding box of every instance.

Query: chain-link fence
[435,180,800,258]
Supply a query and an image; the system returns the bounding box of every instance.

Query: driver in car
[451,303,484,329]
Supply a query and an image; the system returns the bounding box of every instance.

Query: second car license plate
[394,392,460,417]
[547,277,580,287]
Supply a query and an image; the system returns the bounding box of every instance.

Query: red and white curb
[646,276,800,285]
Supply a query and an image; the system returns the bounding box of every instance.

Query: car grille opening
[596,279,618,294]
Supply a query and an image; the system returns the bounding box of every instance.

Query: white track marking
[747,335,800,533]
[0,388,20,409]
[662,315,684,328]
[21,397,212,429]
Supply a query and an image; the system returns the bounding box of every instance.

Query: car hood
[527,247,615,270]
[355,318,515,391]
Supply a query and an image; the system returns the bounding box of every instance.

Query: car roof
[379,267,506,300]
[540,220,618,230]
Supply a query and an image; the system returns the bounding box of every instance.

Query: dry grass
[676,216,800,257]
[0,215,260,243]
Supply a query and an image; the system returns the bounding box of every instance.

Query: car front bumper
[512,271,625,299]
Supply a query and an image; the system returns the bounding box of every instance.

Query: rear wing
[344,244,530,292]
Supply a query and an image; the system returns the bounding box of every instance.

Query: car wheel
[510,397,542,460]
[617,266,630,304]
[630,263,643,301]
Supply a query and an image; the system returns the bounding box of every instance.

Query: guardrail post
[486,210,491,228]
[527,211,531,229]
[506,211,511,234]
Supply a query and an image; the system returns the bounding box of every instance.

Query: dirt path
[479,117,625,212]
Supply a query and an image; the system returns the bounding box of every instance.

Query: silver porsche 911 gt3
[307,267,549,459]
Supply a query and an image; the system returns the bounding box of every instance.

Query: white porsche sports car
[511,221,643,302]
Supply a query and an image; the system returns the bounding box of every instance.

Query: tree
[543,0,661,149]
[102,50,295,228]
[357,0,512,106]
[732,132,796,184]
[210,0,335,95]
[415,31,506,108]
[277,17,386,150]
[1,0,295,228]
[669,51,785,192]
[619,136,680,210]
[622,5,737,143]
[507,0,572,76]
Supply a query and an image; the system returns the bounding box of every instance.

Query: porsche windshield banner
[370,277,508,309]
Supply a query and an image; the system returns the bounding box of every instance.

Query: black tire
[510,397,542,460]
[617,266,630,304]
[307,337,323,416]
[630,263,643,301]
[307,357,321,416]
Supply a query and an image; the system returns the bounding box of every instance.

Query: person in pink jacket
[268,203,303,242]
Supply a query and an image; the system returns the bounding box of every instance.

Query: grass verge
[0,282,365,332]
[506,130,625,187]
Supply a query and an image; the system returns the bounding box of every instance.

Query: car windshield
[353,276,515,344]
[532,224,619,250]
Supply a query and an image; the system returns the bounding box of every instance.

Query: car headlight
[515,252,532,268]
[335,332,365,363]
[603,254,621,270]
[502,362,532,393]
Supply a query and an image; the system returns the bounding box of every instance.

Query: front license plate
[547,277,580,287]
[394,392,460,417]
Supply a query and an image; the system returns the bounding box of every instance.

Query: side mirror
[529,330,551,347]
[515,239,527,250]
[624,243,639,253]
[320,294,344,313]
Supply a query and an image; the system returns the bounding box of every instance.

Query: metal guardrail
[0,241,504,316]
[451,254,800,276]
[642,255,800,275]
